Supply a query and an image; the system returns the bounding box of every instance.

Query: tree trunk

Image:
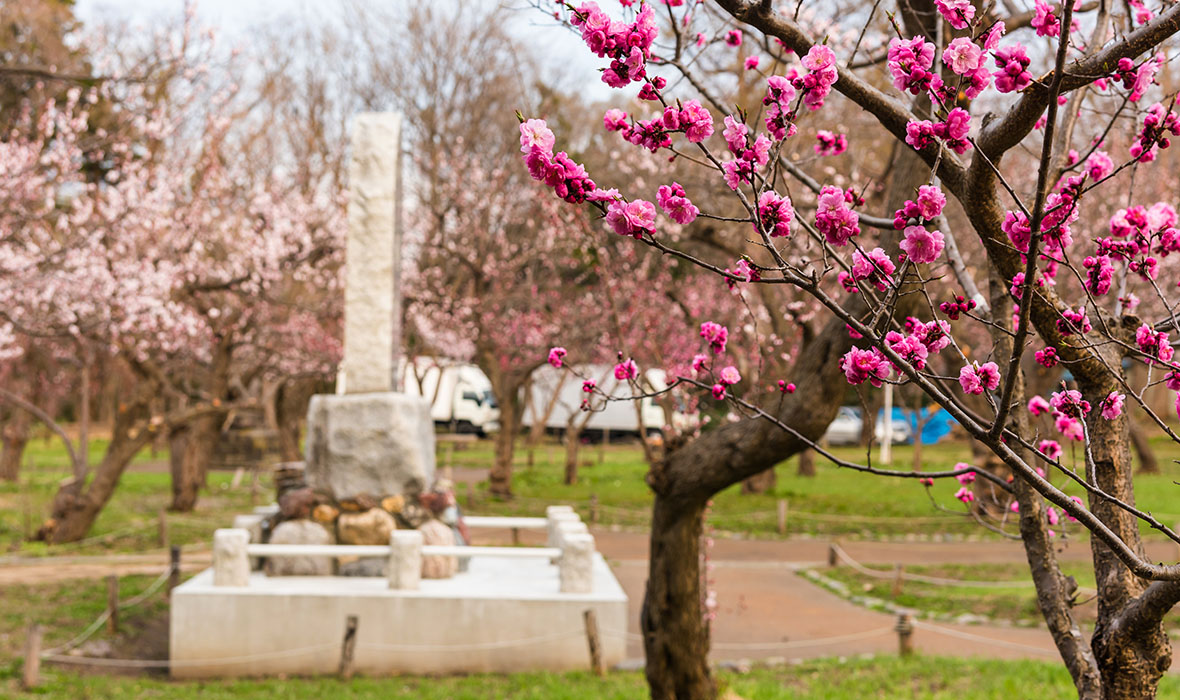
[796,448,816,477]
[1129,415,1159,474]
[642,496,713,700]
[564,426,581,486]
[0,412,31,482]
[275,377,316,462]
[169,414,219,512]
[488,386,521,498]
[740,467,776,493]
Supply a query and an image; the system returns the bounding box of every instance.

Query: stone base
[170,554,627,678]
[305,392,435,500]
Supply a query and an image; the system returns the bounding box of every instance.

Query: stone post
[556,520,589,548]
[339,112,402,395]
[213,528,250,587]
[388,530,423,590]
[560,533,595,594]
[547,509,580,548]
[232,514,265,570]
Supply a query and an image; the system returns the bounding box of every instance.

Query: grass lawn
[4,427,1180,557]
[818,562,1099,625]
[4,655,1170,699]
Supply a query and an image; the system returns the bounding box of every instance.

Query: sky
[73,0,614,99]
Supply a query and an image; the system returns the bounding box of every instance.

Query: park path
[5,528,1175,667]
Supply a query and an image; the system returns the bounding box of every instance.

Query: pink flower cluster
[570,2,658,88]
[762,76,798,140]
[815,185,860,246]
[1113,56,1162,103]
[1136,324,1175,365]
[614,358,639,380]
[1030,1,1060,37]
[959,361,1000,395]
[521,119,597,203]
[713,365,741,400]
[849,248,896,292]
[887,36,936,95]
[840,347,892,387]
[1035,347,1059,368]
[1082,255,1114,295]
[885,330,929,370]
[547,346,567,368]
[721,115,771,190]
[1051,388,1091,418]
[935,0,976,28]
[955,487,976,504]
[1056,306,1091,336]
[1028,395,1052,416]
[993,43,1032,93]
[1131,102,1180,163]
[657,182,699,225]
[757,190,794,238]
[605,199,657,238]
[942,37,991,98]
[894,185,947,264]
[814,130,847,156]
[906,108,971,154]
[700,321,728,354]
[1100,391,1126,420]
[657,100,715,143]
[939,295,976,320]
[794,45,838,111]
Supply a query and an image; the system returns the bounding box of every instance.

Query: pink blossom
[1065,495,1084,522]
[1100,391,1125,420]
[691,353,709,372]
[656,182,699,225]
[955,465,975,484]
[605,199,656,239]
[1051,389,1091,418]
[1136,324,1174,365]
[1035,347,1058,368]
[885,331,929,371]
[712,383,727,400]
[1039,439,1062,460]
[1010,501,1020,513]
[700,321,728,355]
[943,37,983,74]
[726,30,742,46]
[778,380,797,393]
[519,119,556,154]
[900,226,945,264]
[887,36,936,94]
[1056,414,1085,441]
[815,185,860,246]
[955,487,976,504]
[959,361,1000,395]
[719,365,741,385]
[1029,395,1052,416]
[679,100,715,143]
[603,109,628,131]
[744,56,760,70]
[722,115,748,154]
[993,43,1032,93]
[795,45,838,110]
[1047,506,1060,526]
[757,191,794,238]
[851,248,896,292]
[547,346,567,368]
[1031,0,1060,37]
[814,130,847,156]
[763,76,798,140]
[840,347,892,387]
[1057,306,1091,336]
[582,379,596,393]
[981,22,1006,50]
[614,358,638,380]
[935,0,976,29]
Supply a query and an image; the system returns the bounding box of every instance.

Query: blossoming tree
[522,0,1180,697]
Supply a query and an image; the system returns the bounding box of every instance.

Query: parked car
[822,406,911,445]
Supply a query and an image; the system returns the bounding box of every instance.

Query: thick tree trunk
[564,426,581,486]
[488,388,520,498]
[740,467,776,493]
[642,496,712,699]
[275,377,317,462]
[169,415,218,512]
[0,412,31,482]
[796,448,816,477]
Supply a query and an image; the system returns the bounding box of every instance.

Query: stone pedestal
[213,529,250,587]
[305,392,435,500]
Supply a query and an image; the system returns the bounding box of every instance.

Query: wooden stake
[106,575,119,635]
[895,613,914,656]
[828,542,839,567]
[157,508,169,548]
[512,527,521,546]
[776,499,788,535]
[891,564,905,598]
[22,623,41,689]
[339,615,358,679]
[168,545,181,597]
[583,609,603,676]
[590,493,599,525]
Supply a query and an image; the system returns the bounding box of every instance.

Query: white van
[400,357,500,435]
[522,364,670,440]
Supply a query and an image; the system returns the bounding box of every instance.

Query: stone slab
[305,392,435,500]
[170,553,627,678]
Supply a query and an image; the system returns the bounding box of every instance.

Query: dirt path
[4,528,1165,667]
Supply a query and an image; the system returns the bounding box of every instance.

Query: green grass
[5,656,1172,699]
[819,562,1099,625]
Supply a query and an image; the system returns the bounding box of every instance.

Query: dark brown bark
[642,497,712,700]
[796,448,816,477]
[275,377,318,462]
[0,411,31,482]
[168,416,218,512]
[564,425,581,486]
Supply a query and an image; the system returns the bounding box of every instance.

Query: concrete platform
[170,553,628,678]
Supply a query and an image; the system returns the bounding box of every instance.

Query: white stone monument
[305,112,435,501]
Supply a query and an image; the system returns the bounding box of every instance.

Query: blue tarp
[876,407,957,445]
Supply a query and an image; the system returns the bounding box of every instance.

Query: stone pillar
[388,529,423,590]
[231,514,265,570]
[555,520,589,548]
[546,509,580,548]
[339,112,402,395]
[213,528,250,587]
[560,533,595,594]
